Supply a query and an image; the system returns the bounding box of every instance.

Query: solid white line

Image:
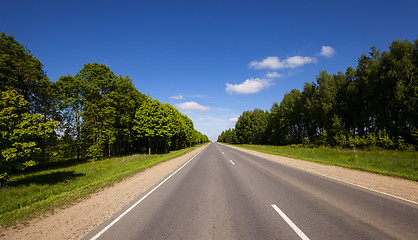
[271,204,310,240]
[229,160,235,165]
[89,147,206,240]
[302,169,418,205]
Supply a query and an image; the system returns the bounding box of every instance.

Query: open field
[232,144,418,181]
[0,145,205,228]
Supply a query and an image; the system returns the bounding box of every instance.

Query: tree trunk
[77,123,81,160]
[108,142,111,157]
[148,138,151,155]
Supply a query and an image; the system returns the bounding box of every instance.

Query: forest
[0,32,209,186]
[218,39,418,150]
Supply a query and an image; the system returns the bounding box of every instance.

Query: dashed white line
[271,204,310,240]
[229,160,235,165]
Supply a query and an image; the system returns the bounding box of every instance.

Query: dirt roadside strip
[2,143,417,240]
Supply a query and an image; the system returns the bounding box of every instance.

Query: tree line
[0,32,208,186]
[218,39,418,150]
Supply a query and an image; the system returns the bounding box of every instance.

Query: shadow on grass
[9,158,89,177]
[8,171,85,187]
[36,158,89,171]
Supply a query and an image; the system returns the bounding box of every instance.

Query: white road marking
[271,204,310,240]
[229,160,235,165]
[301,169,418,205]
[222,152,225,154]
[89,147,206,240]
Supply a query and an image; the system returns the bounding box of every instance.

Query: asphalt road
[83,142,418,240]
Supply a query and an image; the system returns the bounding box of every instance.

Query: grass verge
[230,144,417,181]
[0,144,205,228]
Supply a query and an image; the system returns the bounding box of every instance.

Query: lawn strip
[230,144,417,181]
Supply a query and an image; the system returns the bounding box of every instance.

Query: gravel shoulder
[2,143,416,239]
[225,144,418,204]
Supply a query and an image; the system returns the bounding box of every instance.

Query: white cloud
[249,56,283,69]
[265,71,284,78]
[175,101,210,113]
[225,78,273,95]
[170,95,185,100]
[283,56,317,68]
[249,56,317,69]
[320,46,336,57]
[229,117,238,123]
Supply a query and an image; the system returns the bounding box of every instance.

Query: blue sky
[2,0,418,141]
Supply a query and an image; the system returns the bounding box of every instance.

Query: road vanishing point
[83,143,418,240]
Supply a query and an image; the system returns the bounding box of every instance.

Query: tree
[56,75,84,159]
[217,128,237,143]
[111,75,146,155]
[1,31,57,162]
[379,40,418,142]
[235,111,252,144]
[162,103,185,151]
[249,109,269,144]
[76,63,117,161]
[133,97,171,154]
[266,103,284,145]
[0,90,56,187]
[234,109,269,144]
[280,89,303,144]
[182,115,196,148]
[0,32,47,109]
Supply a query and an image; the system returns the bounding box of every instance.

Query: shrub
[334,133,347,147]
[376,130,394,149]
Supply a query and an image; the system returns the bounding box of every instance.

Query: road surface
[83,142,418,240]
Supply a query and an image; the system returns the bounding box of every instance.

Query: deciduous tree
[0,90,55,187]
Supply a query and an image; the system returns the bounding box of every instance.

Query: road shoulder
[223,144,418,204]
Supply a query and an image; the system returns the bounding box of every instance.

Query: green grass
[0,145,205,228]
[230,144,418,181]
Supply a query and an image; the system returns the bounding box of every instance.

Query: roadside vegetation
[0,31,210,229]
[218,39,417,180]
[0,31,209,188]
[0,144,205,228]
[218,39,418,151]
[232,144,417,181]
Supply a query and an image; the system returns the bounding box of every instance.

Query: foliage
[217,128,237,143]
[0,90,56,186]
[235,109,269,144]
[0,32,46,108]
[133,97,171,154]
[133,97,208,154]
[55,63,208,158]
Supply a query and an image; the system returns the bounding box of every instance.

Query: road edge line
[89,146,207,240]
